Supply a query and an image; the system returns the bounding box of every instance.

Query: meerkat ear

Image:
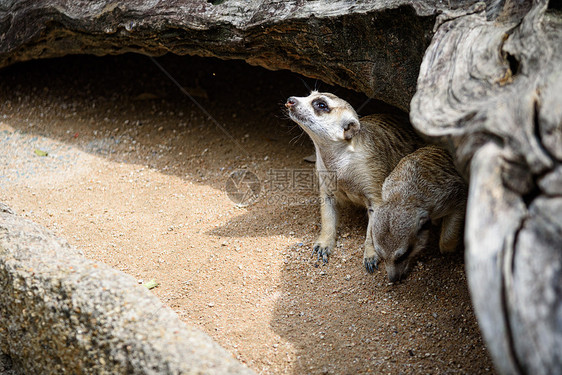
[417,210,431,233]
[343,119,360,140]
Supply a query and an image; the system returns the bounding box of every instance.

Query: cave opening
[0,53,495,375]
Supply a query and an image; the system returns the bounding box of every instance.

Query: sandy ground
[0,54,495,374]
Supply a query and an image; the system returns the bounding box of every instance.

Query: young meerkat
[285,91,425,269]
[370,145,468,283]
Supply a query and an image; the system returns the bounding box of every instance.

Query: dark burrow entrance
[0,54,494,374]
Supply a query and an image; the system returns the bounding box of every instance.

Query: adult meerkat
[370,146,468,282]
[285,91,425,270]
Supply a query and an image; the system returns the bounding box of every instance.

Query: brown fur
[371,146,468,282]
[285,92,425,267]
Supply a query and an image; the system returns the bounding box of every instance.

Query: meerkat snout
[285,97,297,108]
[386,266,403,283]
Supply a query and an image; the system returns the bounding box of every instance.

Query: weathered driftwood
[0,0,449,110]
[411,2,562,374]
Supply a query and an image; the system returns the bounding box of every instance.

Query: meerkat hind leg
[313,194,338,263]
[439,209,465,253]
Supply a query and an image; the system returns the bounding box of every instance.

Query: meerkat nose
[285,97,297,108]
[388,271,401,283]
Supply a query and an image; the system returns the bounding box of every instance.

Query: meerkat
[370,145,468,282]
[285,91,425,269]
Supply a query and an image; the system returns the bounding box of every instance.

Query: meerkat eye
[312,99,330,112]
[395,246,413,263]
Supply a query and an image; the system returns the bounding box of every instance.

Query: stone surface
[0,208,254,375]
[0,0,446,111]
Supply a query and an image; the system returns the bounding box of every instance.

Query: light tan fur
[370,146,468,282]
[285,91,425,268]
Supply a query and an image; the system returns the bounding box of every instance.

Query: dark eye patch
[395,245,413,263]
[312,99,330,113]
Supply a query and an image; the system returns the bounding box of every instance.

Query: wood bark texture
[410,1,562,374]
[0,0,447,111]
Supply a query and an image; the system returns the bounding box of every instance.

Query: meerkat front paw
[364,256,380,273]
[363,243,380,274]
[312,240,334,263]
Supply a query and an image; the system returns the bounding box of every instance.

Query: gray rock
[0,208,254,375]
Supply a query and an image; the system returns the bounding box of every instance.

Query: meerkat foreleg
[313,193,338,263]
[363,207,380,273]
[439,208,465,253]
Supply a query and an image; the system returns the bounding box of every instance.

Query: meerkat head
[370,204,431,283]
[285,91,360,145]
